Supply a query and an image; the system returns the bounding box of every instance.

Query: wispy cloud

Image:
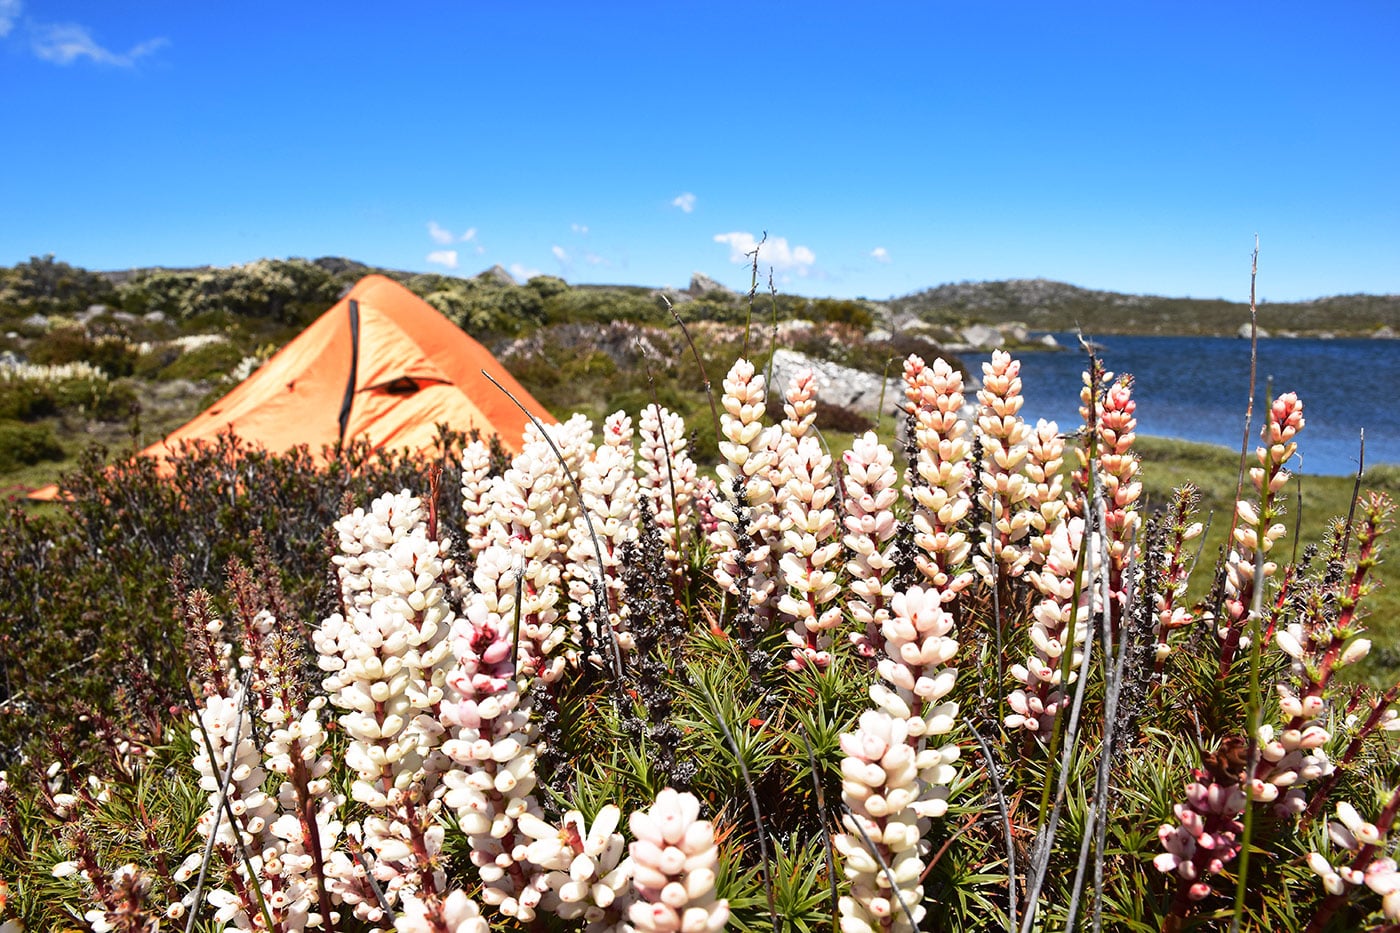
[571,223,589,235]
[551,245,569,263]
[31,22,168,67]
[672,192,696,214]
[0,0,19,38]
[713,232,816,276]
[426,250,459,270]
[583,252,607,267]
[427,221,454,245]
[510,263,541,282]
[428,221,478,246]
[870,246,891,263]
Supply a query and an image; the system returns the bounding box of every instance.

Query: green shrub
[0,421,64,471]
[0,254,115,314]
[0,380,56,420]
[27,328,138,378]
[0,427,501,766]
[156,341,243,381]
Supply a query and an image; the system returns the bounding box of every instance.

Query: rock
[1000,322,1029,342]
[0,350,22,368]
[960,324,1004,349]
[1374,325,1397,339]
[776,319,814,336]
[143,311,167,324]
[479,264,517,287]
[1238,323,1270,339]
[21,314,48,330]
[866,328,892,342]
[688,272,736,297]
[767,349,903,416]
[1038,333,1061,348]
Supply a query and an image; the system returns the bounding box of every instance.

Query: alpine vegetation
[4,347,1400,933]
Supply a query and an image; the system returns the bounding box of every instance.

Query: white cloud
[427,221,454,245]
[870,247,891,263]
[31,23,167,66]
[460,227,477,243]
[0,0,20,38]
[584,252,607,266]
[426,250,458,270]
[672,192,697,213]
[713,232,816,276]
[571,223,589,235]
[509,263,541,282]
[551,245,570,263]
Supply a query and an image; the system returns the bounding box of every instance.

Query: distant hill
[4,255,1397,339]
[887,278,1400,338]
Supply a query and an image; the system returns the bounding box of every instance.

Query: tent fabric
[29,275,553,500]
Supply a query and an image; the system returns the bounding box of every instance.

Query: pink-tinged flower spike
[186,687,285,928]
[834,711,928,933]
[840,582,963,913]
[776,367,819,459]
[517,804,631,929]
[524,412,597,531]
[973,350,1035,584]
[778,434,844,671]
[459,439,496,560]
[1008,516,1096,736]
[842,432,900,659]
[710,358,783,629]
[77,863,159,933]
[441,544,551,922]
[1218,392,1305,679]
[637,404,699,577]
[1023,419,1068,569]
[483,432,574,574]
[1304,789,1400,932]
[566,411,639,657]
[694,476,720,538]
[1302,495,1398,820]
[1259,494,1393,820]
[1154,754,1248,908]
[477,439,570,682]
[627,788,729,933]
[314,491,458,916]
[902,355,974,601]
[870,586,962,816]
[261,669,343,931]
[1095,375,1143,634]
[1153,485,1204,670]
[394,889,490,933]
[765,367,824,614]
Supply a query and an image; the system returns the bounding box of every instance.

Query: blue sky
[2,2,1397,301]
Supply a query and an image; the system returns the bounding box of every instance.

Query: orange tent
[29,275,553,499]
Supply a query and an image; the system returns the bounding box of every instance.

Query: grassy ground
[0,378,209,500]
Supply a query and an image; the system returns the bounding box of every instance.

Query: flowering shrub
[0,350,1397,933]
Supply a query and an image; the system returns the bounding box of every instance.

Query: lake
[967,333,1399,476]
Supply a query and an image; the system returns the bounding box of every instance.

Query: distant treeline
[0,255,877,339]
[889,277,1400,337]
[5,254,1395,338]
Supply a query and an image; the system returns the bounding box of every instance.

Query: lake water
[967,333,1399,476]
